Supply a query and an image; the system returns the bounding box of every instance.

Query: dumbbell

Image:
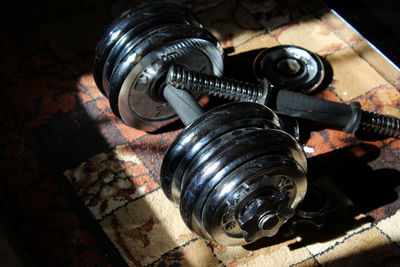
[93,2,308,245]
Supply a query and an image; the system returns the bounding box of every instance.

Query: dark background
[323,0,400,67]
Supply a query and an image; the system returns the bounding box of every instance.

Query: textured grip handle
[276,90,362,134]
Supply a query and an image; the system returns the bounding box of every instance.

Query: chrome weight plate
[160,101,307,246]
[204,154,307,245]
[93,2,201,95]
[253,45,324,93]
[118,37,223,131]
[161,102,282,202]
[108,23,222,120]
[102,15,200,96]
[179,128,306,243]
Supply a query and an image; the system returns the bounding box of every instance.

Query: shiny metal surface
[118,38,223,131]
[161,102,307,246]
[102,15,196,96]
[184,130,307,245]
[108,23,222,118]
[93,2,201,96]
[161,102,282,202]
[253,45,325,93]
[167,65,270,103]
[95,4,309,245]
[210,156,306,244]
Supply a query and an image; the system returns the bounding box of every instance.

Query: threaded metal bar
[360,110,400,138]
[167,65,265,102]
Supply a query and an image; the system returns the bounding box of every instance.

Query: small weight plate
[253,45,324,93]
[114,25,223,130]
[93,2,201,95]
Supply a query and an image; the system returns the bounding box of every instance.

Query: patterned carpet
[1,0,399,266]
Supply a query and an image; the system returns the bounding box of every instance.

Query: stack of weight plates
[93,2,224,131]
[161,102,308,245]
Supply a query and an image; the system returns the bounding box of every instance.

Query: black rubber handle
[163,84,203,126]
[275,90,362,134]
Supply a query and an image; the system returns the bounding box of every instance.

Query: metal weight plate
[253,45,325,93]
[178,129,273,227]
[103,22,170,97]
[115,29,224,131]
[93,2,201,95]
[169,118,277,203]
[197,130,307,244]
[179,128,307,240]
[117,38,223,131]
[109,23,222,120]
[102,15,200,96]
[160,102,282,202]
[203,155,307,245]
[159,101,307,245]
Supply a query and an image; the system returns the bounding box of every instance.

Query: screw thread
[167,65,265,102]
[360,110,400,138]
